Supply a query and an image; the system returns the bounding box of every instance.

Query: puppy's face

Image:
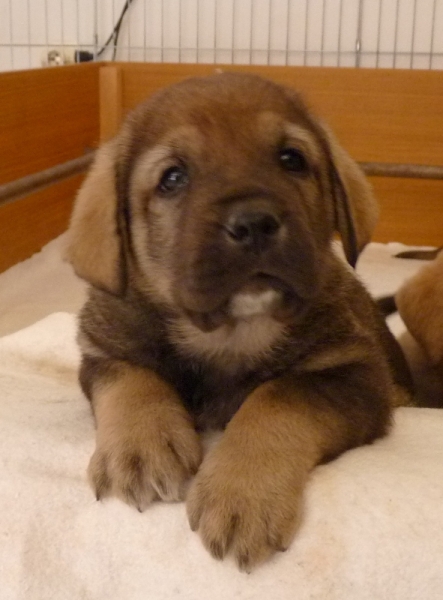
[68,73,378,332]
[126,77,336,330]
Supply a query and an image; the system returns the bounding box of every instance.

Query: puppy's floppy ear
[65,140,126,295]
[322,125,379,267]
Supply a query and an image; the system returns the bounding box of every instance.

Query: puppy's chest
[172,351,285,430]
[166,314,290,428]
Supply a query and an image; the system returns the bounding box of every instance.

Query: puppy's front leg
[187,369,391,571]
[84,360,202,511]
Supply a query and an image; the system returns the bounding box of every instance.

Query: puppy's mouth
[183,273,300,332]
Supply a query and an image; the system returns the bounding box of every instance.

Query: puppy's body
[79,251,409,431]
[68,73,413,570]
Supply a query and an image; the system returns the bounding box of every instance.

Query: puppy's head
[67,73,377,331]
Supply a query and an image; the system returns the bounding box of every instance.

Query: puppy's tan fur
[67,73,412,571]
[88,362,201,509]
[396,250,443,391]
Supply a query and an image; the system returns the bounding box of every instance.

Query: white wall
[1,0,442,72]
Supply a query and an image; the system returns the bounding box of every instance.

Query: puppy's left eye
[157,165,189,195]
[279,148,308,173]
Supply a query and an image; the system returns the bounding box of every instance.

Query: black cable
[96,0,136,60]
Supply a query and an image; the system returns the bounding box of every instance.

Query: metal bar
[410,0,418,69]
[285,0,290,66]
[429,0,438,69]
[356,0,365,67]
[93,0,99,58]
[0,153,94,207]
[337,0,343,67]
[178,0,182,63]
[112,0,115,60]
[61,0,65,54]
[76,0,80,49]
[143,0,147,61]
[231,0,237,65]
[393,0,400,68]
[250,0,254,65]
[9,0,14,69]
[196,0,200,63]
[161,0,164,62]
[214,0,217,63]
[376,0,383,68]
[127,0,131,61]
[27,0,31,68]
[320,0,326,67]
[360,162,443,180]
[2,41,440,61]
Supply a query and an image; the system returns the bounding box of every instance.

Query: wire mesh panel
[1,0,442,72]
[0,0,95,71]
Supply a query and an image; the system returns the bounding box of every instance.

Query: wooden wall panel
[0,63,100,185]
[0,174,83,272]
[371,177,443,246]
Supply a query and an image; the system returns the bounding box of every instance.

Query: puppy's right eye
[279,148,308,174]
[157,165,189,195]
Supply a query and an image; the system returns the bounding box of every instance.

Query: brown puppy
[67,73,413,571]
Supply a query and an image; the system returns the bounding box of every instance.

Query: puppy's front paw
[89,406,202,511]
[186,445,304,571]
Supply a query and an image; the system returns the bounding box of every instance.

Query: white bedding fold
[1,311,443,600]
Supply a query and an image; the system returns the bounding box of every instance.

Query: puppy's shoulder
[78,287,172,363]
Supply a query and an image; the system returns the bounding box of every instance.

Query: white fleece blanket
[1,242,443,599]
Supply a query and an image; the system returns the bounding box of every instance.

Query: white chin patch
[229,289,281,319]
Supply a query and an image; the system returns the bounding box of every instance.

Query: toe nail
[238,554,252,573]
[209,541,225,560]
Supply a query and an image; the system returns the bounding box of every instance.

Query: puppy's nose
[225,211,281,250]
